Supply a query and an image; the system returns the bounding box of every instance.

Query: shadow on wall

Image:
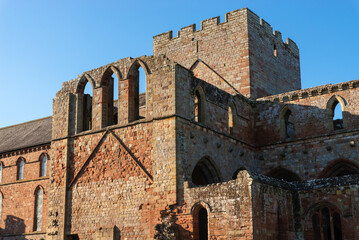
[1,215,26,236]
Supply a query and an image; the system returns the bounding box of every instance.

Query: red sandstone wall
[0,146,50,236]
[154,8,300,99]
[153,9,251,96]
[247,13,300,99]
[177,172,254,239]
[251,181,295,239]
[255,82,359,180]
[299,184,359,239]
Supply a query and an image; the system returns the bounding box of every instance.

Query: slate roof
[0,117,52,153]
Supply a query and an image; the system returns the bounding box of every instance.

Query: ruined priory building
[0,8,359,240]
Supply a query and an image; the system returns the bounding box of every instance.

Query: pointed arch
[0,190,3,222]
[266,167,301,182]
[16,157,26,180]
[191,156,221,186]
[318,159,359,178]
[193,86,206,124]
[76,74,94,132]
[228,101,238,136]
[126,59,150,122]
[327,95,346,130]
[76,74,96,94]
[305,202,343,240]
[34,186,44,231]
[0,161,3,183]
[192,201,211,240]
[39,153,49,177]
[280,105,294,140]
[100,65,122,86]
[101,66,122,126]
[126,59,151,79]
[34,185,46,196]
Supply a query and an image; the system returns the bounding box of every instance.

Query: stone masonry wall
[0,146,50,237]
[254,81,359,180]
[48,55,179,240]
[178,171,254,240]
[154,8,300,99]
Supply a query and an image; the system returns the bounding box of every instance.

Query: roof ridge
[0,116,52,131]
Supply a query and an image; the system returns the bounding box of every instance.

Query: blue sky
[0,0,358,128]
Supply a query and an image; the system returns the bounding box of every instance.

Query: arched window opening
[310,206,342,240]
[34,188,43,231]
[191,157,221,186]
[228,106,234,135]
[267,167,301,182]
[194,88,205,124]
[0,162,3,183]
[40,154,47,177]
[102,67,120,127]
[274,44,277,57]
[0,193,2,221]
[193,205,209,240]
[128,62,147,122]
[284,110,294,139]
[319,160,359,178]
[332,100,343,130]
[82,82,93,131]
[198,208,208,240]
[17,158,25,180]
[113,72,119,125]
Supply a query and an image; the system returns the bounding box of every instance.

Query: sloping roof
[0,117,52,153]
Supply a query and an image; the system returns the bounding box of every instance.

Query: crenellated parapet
[153,8,299,58]
[153,8,301,99]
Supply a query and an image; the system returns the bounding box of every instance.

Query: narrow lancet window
[40,155,47,177]
[83,82,93,131]
[17,159,24,180]
[198,208,208,240]
[332,100,343,130]
[194,89,205,123]
[310,206,342,240]
[228,106,234,135]
[0,163,3,183]
[128,62,147,122]
[34,188,43,231]
[0,193,2,221]
[284,110,294,139]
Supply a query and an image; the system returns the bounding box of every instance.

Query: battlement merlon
[153,8,299,58]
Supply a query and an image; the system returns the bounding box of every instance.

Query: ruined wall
[254,80,359,180]
[298,177,359,240]
[176,171,254,240]
[251,181,295,240]
[154,8,300,99]
[48,55,179,240]
[0,146,50,238]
